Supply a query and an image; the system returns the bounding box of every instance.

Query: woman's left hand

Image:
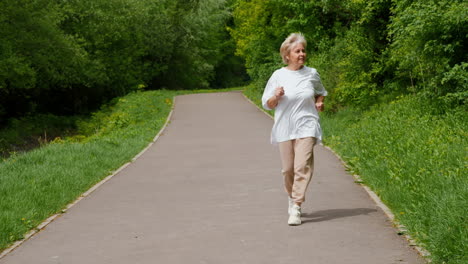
[315,101,324,112]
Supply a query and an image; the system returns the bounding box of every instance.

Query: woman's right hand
[267,86,285,109]
[275,86,285,98]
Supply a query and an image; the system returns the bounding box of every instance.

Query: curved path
[0,92,424,264]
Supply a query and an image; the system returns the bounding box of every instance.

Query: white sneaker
[288,197,294,215]
[288,204,302,226]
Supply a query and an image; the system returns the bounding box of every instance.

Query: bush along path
[0,91,424,263]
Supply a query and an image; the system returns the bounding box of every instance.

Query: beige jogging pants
[278,137,316,204]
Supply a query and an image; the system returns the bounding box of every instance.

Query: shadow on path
[302,208,378,224]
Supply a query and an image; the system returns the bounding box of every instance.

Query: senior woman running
[262,33,327,226]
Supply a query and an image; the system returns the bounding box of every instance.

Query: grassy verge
[243,86,467,264]
[0,87,241,252]
[320,96,467,264]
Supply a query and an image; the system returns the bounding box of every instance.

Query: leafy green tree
[155,0,232,89]
[58,0,176,99]
[0,0,240,122]
[388,0,468,105]
[0,0,92,120]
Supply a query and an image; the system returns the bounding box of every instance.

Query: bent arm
[315,95,325,103]
[267,95,281,109]
[315,95,325,112]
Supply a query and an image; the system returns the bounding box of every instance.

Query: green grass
[320,96,467,264]
[0,87,241,252]
[243,82,275,116]
[243,85,467,264]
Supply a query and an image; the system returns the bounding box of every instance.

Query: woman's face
[287,42,306,67]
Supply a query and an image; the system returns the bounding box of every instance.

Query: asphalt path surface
[0,92,425,264]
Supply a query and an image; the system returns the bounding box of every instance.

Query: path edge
[241,93,431,262]
[0,97,177,260]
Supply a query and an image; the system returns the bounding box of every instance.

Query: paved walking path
[1,92,425,264]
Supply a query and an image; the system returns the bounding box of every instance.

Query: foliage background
[0,0,248,123]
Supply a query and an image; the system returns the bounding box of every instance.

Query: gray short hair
[280,33,307,64]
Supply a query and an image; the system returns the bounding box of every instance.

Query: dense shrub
[388,0,468,103]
